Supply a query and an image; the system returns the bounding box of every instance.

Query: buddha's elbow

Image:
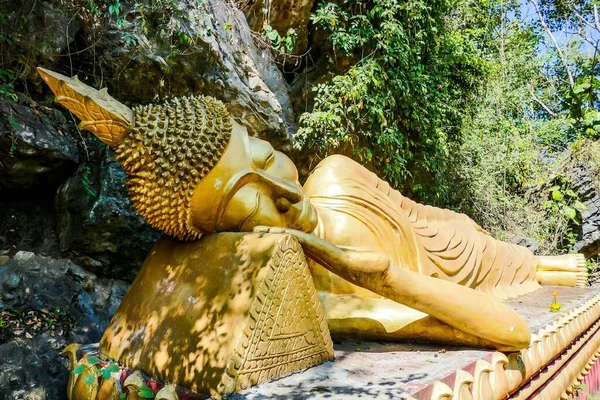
[497,327,531,352]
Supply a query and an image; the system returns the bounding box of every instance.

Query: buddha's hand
[253,226,390,278]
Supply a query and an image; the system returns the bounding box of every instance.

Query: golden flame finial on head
[36,67,133,148]
[38,67,233,240]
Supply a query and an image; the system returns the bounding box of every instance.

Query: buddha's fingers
[253,226,287,234]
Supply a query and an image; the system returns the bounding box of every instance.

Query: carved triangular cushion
[99,233,333,398]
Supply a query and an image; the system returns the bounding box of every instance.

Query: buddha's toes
[535,254,588,287]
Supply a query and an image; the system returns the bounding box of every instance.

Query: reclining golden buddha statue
[39,68,592,398]
[38,67,587,356]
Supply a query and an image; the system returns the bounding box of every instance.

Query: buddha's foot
[535,254,588,287]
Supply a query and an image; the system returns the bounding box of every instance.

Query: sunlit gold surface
[37,68,133,147]
[99,233,333,398]
[38,67,591,395]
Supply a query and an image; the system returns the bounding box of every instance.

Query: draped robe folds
[303,155,540,301]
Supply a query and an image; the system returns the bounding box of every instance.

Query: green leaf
[563,206,577,220]
[119,394,127,400]
[72,365,85,374]
[138,385,155,398]
[549,185,560,192]
[565,189,577,197]
[83,373,95,386]
[107,363,120,373]
[574,201,587,211]
[552,190,563,201]
[101,368,112,380]
[573,82,591,94]
[7,117,18,129]
[88,356,101,365]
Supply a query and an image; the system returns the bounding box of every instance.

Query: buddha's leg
[321,293,520,350]
[477,238,540,300]
[535,254,588,287]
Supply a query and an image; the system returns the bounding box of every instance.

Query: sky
[517,0,599,55]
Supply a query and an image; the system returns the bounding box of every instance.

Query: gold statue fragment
[38,67,588,393]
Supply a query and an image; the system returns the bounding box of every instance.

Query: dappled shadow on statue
[97,232,332,397]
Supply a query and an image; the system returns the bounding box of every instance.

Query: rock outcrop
[509,236,540,253]
[55,144,161,280]
[0,252,128,400]
[93,0,296,143]
[0,0,313,397]
[569,163,600,258]
[0,100,78,191]
[240,0,316,58]
[0,0,300,277]
[0,0,295,145]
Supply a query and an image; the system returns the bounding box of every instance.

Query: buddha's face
[190,121,318,234]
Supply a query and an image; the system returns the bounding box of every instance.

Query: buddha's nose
[276,198,294,213]
[256,171,303,210]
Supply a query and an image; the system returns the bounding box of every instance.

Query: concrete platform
[231,286,600,399]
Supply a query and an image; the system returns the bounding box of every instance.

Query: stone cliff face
[0,0,316,278]
[569,163,600,258]
[0,1,316,397]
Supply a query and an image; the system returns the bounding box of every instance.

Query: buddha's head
[38,67,318,240]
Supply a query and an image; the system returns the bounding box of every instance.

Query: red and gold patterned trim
[410,292,600,400]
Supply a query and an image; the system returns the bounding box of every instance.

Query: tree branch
[530,0,575,87]
[529,87,557,116]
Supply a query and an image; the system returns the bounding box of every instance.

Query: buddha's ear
[37,67,133,148]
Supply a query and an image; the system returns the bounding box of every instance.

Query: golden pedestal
[98,233,333,398]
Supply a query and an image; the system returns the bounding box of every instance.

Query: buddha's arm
[255,227,531,351]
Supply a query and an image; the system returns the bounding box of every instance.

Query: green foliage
[0,69,17,102]
[565,76,600,138]
[544,183,585,223]
[81,0,206,56]
[445,3,572,252]
[298,0,489,201]
[262,24,297,54]
[174,29,194,51]
[7,116,18,130]
[84,0,124,25]
[138,385,155,398]
[296,0,599,254]
[88,355,101,364]
[532,0,600,140]
[567,384,594,400]
[586,258,596,278]
[100,362,119,380]
[107,0,122,18]
[544,178,585,248]
[73,365,85,374]
[75,359,122,388]
[83,373,96,385]
[82,166,96,197]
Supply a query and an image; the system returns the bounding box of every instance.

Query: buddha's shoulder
[311,155,373,179]
[305,155,392,200]
[320,154,357,165]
